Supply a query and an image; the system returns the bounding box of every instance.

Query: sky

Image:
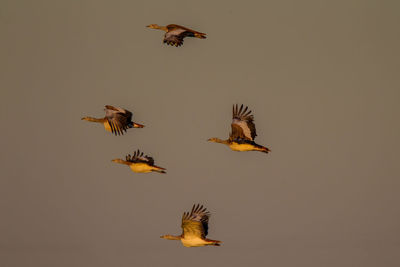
[1,0,400,266]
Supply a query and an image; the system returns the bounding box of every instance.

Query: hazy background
[1,0,399,266]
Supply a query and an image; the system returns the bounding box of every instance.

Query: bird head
[146,24,160,29]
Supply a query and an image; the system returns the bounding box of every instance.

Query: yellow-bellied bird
[160,204,221,247]
[81,105,144,136]
[146,24,206,47]
[112,149,166,174]
[208,104,270,153]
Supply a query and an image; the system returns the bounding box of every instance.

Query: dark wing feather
[163,25,205,47]
[125,149,155,165]
[230,123,245,140]
[166,24,205,36]
[104,105,133,136]
[181,204,210,238]
[230,104,257,140]
[163,30,185,47]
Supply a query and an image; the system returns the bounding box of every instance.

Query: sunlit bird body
[112,149,166,174]
[146,24,206,47]
[208,104,270,153]
[82,105,144,136]
[160,204,221,247]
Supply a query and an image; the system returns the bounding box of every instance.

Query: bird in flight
[160,204,221,247]
[112,149,166,174]
[208,104,270,153]
[81,105,144,136]
[146,24,206,47]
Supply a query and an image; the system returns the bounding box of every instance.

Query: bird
[146,24,206,47]
[208,104,271,153]
[160,204,221,247]
[81,105,144,136]
[112,149,166,174]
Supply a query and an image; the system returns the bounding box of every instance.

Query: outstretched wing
[166,24,206,36]
[230,104,257,141]
[163,25,205,47]
[125,149,154,165]
[163,30,185,47]
[104,105,133,135]
[181,204,210,238]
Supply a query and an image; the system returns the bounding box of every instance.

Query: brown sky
[1,0,400,266]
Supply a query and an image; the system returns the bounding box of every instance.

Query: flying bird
[208,104,270,153]
[160,204,221,247]
[146,24,206,47]
[81,105,144,136]
[112,149,166,174]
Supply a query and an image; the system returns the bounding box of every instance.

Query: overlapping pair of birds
[81,24,271,247]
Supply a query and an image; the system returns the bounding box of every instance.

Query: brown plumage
[231,104,257,141]
[208,104,271,153]
[112,149,166,174]
[146,24,206,47]
[81,105,144,136]
[125,150,155,165]
[160,204,221,247]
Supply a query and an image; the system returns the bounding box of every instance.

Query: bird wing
[125,149,154,165]
[166,24,205,35]
[163,30,185,47]
[181,204,210,238]
[104,105,133,135]
[230,123,246,140]
[230,104,257,141]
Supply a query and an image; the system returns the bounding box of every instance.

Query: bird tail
[257,144,271,154]
[132,122,145,128]
[205,239,221,246]
[194,32,206,39]
[153,165,166,174]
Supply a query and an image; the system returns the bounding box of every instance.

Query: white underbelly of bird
[181,236,209,247]
[229,142,255,151]
[129,163,154,173]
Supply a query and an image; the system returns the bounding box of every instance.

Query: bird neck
[82,116,104,123]
[112,159,131,165]
[162,235,181,240]
[155,24,168,31]
[211,138,230,145]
